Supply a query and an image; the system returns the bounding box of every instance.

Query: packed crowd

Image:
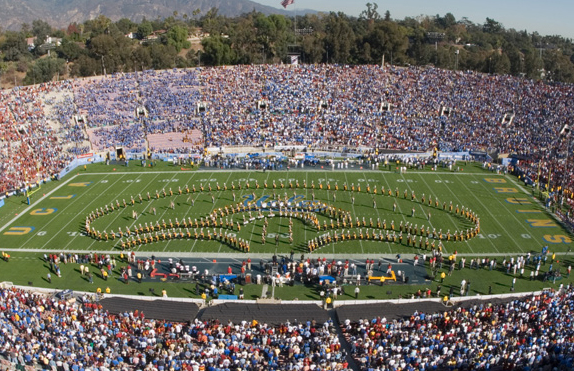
[0,287,350,371]
[343,287,574,370]
[45,93,91,156]
[1,64,574,198]
[0,82,77,193]
[1,284,573,370]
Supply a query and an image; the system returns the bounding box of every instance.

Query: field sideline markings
[0,173,84,234]
[80,169,498,177]
[1,246,565,258]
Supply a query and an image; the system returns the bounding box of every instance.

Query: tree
[360,3,381,22]
[325,12,355,64]
[363,20,409,65]
[165,25,190,52]
[299,14,326,64]
[229,14,258,65]
[56,38,84,61]
[150,43,178,69]
[132,46,152,71]
[137,21,153,39]
[384,10,391,22]
[484,18,503,34]
[1,31,29,61]
[31,20,52,47]
[435,13,456,29]
[201,35,233,66]
[72,55,100,77]
[201,8,227,36]
[116,18,134,35]
[24,57,65,84]
[88,34,115,60]
[490,52,511,74]
[87,33,134,74]
[66,23,83,40]
[522,48,543,79]
[21,23,31,37]
[261,14,291,62]
[407,27,433,65]
[85,15,112,37]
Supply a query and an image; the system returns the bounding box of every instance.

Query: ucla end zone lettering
[4,226,35,235]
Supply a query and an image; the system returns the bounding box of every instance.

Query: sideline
[0,174,79,234]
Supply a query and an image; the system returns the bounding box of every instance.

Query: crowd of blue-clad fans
[0,64,572,213]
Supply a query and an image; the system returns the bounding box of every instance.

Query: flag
[281,0,294,8]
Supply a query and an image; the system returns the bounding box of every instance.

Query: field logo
[50,195,76,200]
[493,187,517,193]
[525,219,557,228]
[4,226,35,235]
[515,210,541,214]
[542,235,572,244]
[484,178,507,183]
[30,208,58,215]
[506,198,530,204]
[69,182,92,187]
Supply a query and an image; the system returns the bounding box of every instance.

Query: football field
[1,162,572,258]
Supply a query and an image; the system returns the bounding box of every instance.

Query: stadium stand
[1,63,574,370]
[1,65,573,197]
[0,285,572,370]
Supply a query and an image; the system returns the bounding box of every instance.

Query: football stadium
[0,63,574,371]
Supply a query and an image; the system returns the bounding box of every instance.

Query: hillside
[0,0,302,30]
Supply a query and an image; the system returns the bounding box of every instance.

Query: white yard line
[343,172,364,254]
[362,171,393,254]
[0,174,81,234]
[164,172,216,252]
[61,173,146,250]
[36,175,126,250]
[415,173,473,254]
[458,176,523,253]
[214,172,234,253]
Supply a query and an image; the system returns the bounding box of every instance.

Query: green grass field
[0,161,572,300]
[1,161,572,256]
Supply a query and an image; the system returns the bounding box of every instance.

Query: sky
[255,0,574,39]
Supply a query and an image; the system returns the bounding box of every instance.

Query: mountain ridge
[0,0,313,30]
